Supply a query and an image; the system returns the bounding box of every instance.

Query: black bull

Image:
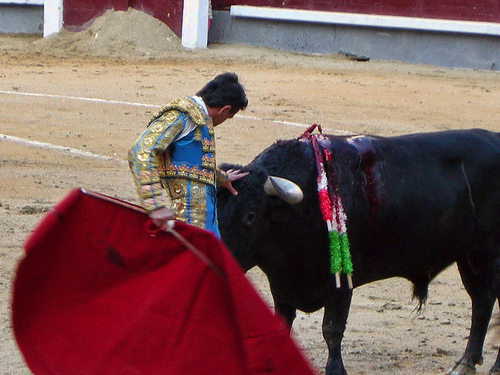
[217,128,500,375]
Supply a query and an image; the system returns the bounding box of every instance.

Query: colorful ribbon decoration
[302,124,353,289]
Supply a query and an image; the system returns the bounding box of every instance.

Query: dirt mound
[34,8,183,59]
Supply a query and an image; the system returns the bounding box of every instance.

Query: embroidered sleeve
[215,168,228,188]
[128,110,184,212]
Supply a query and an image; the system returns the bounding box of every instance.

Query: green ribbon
[329,231,353,276]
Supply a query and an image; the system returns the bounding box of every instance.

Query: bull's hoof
[447,360,476,375]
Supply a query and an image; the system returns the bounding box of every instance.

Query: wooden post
[181,0,209,49]
[43,0,63,37]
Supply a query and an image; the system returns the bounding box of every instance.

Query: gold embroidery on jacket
[162,178,207,229]
[129,97,215,213]
[149,97,207,127]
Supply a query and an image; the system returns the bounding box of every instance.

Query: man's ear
[219,105,232,115]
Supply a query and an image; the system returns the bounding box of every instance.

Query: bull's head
[217,165,304,271]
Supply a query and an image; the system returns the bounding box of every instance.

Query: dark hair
[196,72,248,114]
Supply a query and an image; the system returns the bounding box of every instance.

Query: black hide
[217,129,500,375]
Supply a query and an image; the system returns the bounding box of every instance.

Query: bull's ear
[264,176,303,204]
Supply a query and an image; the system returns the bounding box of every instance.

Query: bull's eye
[242,211,256,226]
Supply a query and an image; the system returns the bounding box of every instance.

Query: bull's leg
[448,261,496,375]
[273,300,297,328]
[489,357,500,375]
[323,285,353,375]
[489,305,500,375]
[487,251,500,375]
[487,293,500,375]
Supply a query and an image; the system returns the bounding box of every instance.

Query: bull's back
[341,129,500,285]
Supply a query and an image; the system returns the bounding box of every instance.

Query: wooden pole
[43,0,63,37]
[181,0,209,49]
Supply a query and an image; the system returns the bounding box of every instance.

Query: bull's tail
[411,277,430,313]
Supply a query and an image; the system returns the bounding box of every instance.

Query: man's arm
[128,113,184,212]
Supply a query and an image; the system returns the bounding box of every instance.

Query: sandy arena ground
[1,9,500,375]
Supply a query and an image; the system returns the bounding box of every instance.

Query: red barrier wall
[214,0,500,23]
[63,0,500,37]
[63,0,183,36]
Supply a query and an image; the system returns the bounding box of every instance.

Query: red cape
[12,189,316,375]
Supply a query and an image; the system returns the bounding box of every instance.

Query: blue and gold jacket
[128,97,225,212]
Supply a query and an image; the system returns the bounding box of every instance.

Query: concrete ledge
[0,3,43,33]
[209,10,500,71]
[0,0,43,4]
[231,5,500,37]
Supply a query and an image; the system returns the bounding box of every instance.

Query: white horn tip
[265,176,304,204]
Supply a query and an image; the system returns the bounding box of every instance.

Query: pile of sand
[34,8,184,59]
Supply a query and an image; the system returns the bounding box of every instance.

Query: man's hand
[149,207,176,231]
[223,169,249,195]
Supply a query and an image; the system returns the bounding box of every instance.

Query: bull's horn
[264,176,303,204]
